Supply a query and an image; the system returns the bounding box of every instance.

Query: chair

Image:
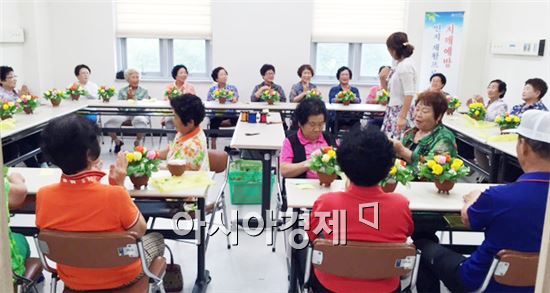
[13,257,43,293]
[474,250,539,293]
[205,149,232,250]
[303,239,420,293]
[34,230,167,293]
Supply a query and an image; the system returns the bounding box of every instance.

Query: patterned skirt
[381,104,415,139]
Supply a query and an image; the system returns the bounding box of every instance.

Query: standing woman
[382,32,416,138]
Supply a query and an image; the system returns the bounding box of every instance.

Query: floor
[11,134,485,293]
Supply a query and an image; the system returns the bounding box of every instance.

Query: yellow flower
[513,116,520,123]
[327,149,336,159]
[505,116,512,122]
[110,86,116,91]
[100,89,105,93]
[214,90,220,96]
[456,101,461,107]
[321,154,330,163]
[452,158,463,168]
[263,90,269,95]
[495,116,502,123]
[2,104,9,110]
[126,152,135,162]
[475,110,480,116]
[389,166,397,176]
[133,151,142,161]
[432,164,444,175]
[427,160,436,168]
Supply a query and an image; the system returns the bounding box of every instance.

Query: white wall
[485,1,550,108]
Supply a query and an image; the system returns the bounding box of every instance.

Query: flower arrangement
[0,99,21,120]
[126,146,161,189]
[43,88,68,106]
[66,83,88,100]
[305,89,322,99]
[213,88,235,104]
[260,89,281,105]
[19,95,39,114]
[164,85,182,100]
[98,86,116,102]
[309,146,340,187]
[336,90,356,105]
[418,154,470,193]
[447,96,461,115]
[495,113,520,130]
[375,89,390,105]
[380,159,414,192]
[467,102,487,121]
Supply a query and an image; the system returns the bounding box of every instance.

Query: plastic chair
[205,149,232,250]
[303,239,420,293]
[474,250,539,292]
[34,230,167,293]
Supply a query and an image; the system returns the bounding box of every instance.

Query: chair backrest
[494,250,539,287]
[311,239,417,280]
[36,230,140,269]
[208,150,228,174]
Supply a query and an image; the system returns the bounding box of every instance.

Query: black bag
[163,245,183,292]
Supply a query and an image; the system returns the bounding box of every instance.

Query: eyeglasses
[305,121,325,129]
[6,75,18,80]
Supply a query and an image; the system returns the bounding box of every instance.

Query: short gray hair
[124,68,140,81]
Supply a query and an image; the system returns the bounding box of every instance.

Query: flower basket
[317,172,337,187]
[19,95,38,115]
[98,86,116,102]
[126,146,161,190]
[213,88,235,104]
[418,154,470,194]
[167,160,188,177]
[375,89,390,105]
[305,89,322,100]
[434,180,455,194]
[260,89,281,105]
[381,180,397,193]
[130,175,149,190]
[380,159,413,193]
[66,83,87,101]
[164,85,182,100]
[0,99,21,120]
[467,102,487,121]
[336,90,356,105]
[309,146,340,187]
[495,113,520,132]
[43,88,68,107]
[447,96,461,115]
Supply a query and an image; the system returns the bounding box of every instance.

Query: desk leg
[288,208,300,293]
[193,197,210,293]
[489,150,500,183]
[261,151,272,223]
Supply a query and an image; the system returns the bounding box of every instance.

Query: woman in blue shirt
[328,66,361,131]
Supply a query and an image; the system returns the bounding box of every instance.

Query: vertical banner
[420,11,465,96]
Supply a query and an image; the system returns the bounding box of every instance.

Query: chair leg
[221,192,231,249]
[50,275,58,293]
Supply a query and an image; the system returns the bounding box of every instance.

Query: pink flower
[435,155,447,165]
[146,150,157,160]
[311,149,322,157]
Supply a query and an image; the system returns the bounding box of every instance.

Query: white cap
[508,110,550,143]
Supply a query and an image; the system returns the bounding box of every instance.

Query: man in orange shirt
[36,114,165,291]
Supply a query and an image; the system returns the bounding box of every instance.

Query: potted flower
[213,88,235,104]
[467,102,487,121]
[447,96,461,115]
[98,86,116,102]
[309,146,340,187]
[260,89,281,105]
[305,89,322,99]
[418,154,470,194]
[336,90,356,105]
[375,89,390,105]
[126,146,161,190]
[43,88,68,107]
[380,159,414,193]
[495,113,520,132]
[164,85,182,100]
[19,95,39,114]
[66,83,87,101]
[0,99,21,120]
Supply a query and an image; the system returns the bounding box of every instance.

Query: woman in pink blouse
[164,64,196,140]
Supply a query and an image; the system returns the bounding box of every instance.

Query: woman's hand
[109,152,128,186]
[396,117,407,133]
[8,172,25,185]
[231,97,238,103]
[391,139,405,157]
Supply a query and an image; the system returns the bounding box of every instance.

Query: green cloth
[4,179,30,277]
[401,124,458,166]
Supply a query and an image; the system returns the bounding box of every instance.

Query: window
[126,38,161,74]
[173,40,207,74]
[360,44,393,78]
[314,43,350,77]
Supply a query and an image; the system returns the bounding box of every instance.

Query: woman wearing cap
[382,32,417,138]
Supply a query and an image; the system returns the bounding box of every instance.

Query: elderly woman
[289,64,318,103]
[0,66,30,101]
[105,68,150,153]
[207,66,239,149]
[328,66,361,130]
[74,64,99,99]
[429,73,450,97]
[392,91,457,166]
[164,64,196,141]
[281,98,336,179]
[366,65,391,128]
[251,64,286,102]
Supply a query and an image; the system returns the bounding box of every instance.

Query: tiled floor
[11,135,485,292]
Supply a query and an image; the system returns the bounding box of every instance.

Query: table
[9,167,215,293]
[284,178,497,292]
[230,112,285,222]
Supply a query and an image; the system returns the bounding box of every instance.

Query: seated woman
[366,65,391,128]
[105,68,150,153]
[5,172,30,279]
[428,73,450,97]
[74,64,99,100]
[510,78,548,117]
[207,66,239,150]
[328,66,361,130]
[251,64,286,102]
[36,114,164,291]
[289,64,318,103]
[281,98,336,179]
[306,126,413,293]
[392,91,457,167]
[164,64,196,141]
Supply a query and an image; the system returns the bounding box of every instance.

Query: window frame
[311,42,389,85]
[116,37,212,81]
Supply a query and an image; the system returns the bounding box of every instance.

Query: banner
[420,11,465,96]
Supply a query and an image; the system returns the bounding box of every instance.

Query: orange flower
[135,146,145,154]
[445,154,452,163]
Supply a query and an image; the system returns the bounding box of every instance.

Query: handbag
[163,244,184,292]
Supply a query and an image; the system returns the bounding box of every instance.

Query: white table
[325,103,386,113]
[442,114,501,144]
[488,140,517,158]
[285,178,496,212]
[204,101,297,111]
[86,99,170,109]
